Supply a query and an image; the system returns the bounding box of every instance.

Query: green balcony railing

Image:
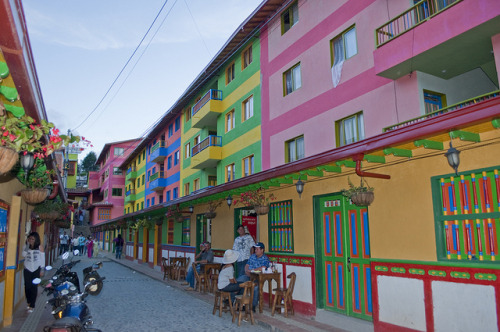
[375,0,462,48]
[151,140,165,153]
[150,171,165,182]
[383,90,500,132]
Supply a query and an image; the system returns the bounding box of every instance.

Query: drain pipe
[352,154,391,179]
[48,180,59,199]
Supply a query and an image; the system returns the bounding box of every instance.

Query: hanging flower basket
[254,205,270,215]
[0,147,18,175]
[37,211,60,222]
[20,188,49,205]
[349,191,375,207]
[204,211,216,219]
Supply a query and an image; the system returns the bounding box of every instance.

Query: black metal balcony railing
[151,140,165,153]
[383,90,500,132]
[191,135,222,157]
[375,0,461,47]
[191,89,223,117]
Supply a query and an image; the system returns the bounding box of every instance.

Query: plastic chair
[232,281,255,326]
[271,272,296,317]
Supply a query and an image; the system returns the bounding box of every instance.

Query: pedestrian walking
[113,234,124,259]
[22,232,45,313]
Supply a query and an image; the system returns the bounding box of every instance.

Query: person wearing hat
[232,225,255,278]
[218,249,242,303]
[185,242,214,291]
[237,242,270,312]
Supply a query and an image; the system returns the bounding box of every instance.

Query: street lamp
[20,152,34,182]
[295,179,305,199]
[226,195,233,209]
[444,142,460,176]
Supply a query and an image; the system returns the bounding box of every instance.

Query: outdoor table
[250,271,281,313]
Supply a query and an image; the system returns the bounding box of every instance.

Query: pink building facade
[88,139,141,225]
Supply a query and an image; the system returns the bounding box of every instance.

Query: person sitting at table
[218,249,242,304]
[184,241,214,291]
[237,242,270,312]
[232,225,255,278]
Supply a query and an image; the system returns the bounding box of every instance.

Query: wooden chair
[192,263,207,292]
[271,272,296,317]
[232,281,255,326]
[212,290,234,317]
[170,258,181,280]
[161,257,172,280]
[176,257,190,281]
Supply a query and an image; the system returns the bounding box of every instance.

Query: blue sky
[23,0,262,159]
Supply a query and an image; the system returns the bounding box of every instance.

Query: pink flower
[8,134,16,142]
[2,131,8,137]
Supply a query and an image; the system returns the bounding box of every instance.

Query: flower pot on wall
[37,211,60,222]
[350,191,375,207]
[20,188,49,205]
[254,205,270,215]
[204,212,216,219]
[0,147,18,175]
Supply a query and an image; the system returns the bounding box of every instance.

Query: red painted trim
[371,261,500,331]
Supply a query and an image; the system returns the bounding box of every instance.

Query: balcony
[150,140,167,163]
[375,0,461,48]
[125,189,136,204]
[190,135,222,169]
[149,171,167,191]
[125,166,137,182]
[383,90,500,131]
[373,0,500,81]
[191,90,223,128]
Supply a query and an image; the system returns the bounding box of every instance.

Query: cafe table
[250,271,281,313]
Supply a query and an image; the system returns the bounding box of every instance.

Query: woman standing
[86,236,94,258]
[22,232,45,313]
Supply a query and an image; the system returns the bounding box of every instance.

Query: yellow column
[3,196,22,327]
[142,228,147,263]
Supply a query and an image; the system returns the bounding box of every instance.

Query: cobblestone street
[86,259,266,331]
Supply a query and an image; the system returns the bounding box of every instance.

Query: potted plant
[15,158,56,204]
[204,199,223,219]
[165,205,183,222]
[236,188,276,215]
[0,113,86,174]
[342,177,375,207]
[33,198,69,222]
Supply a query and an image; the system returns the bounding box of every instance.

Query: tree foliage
[79,151,98,174]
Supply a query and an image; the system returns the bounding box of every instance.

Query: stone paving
[4,250,364,332]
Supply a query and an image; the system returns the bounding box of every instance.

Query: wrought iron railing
[150,171,165,182]
[191,135,222,157]
[151,140,165,153]
[383,90,500,132]
[191,89,223,117]
[375,0,461,47]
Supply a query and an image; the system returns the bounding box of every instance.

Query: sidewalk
[3,251,374,332]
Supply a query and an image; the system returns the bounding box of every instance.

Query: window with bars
[432,166,500,263]
[268,200,294,252]
[98,208,111,220]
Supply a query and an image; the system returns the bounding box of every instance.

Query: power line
[72,0,171,131]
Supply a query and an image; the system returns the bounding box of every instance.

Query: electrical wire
[72,0,171,132]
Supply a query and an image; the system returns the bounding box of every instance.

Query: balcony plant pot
[204,211,216,219]
[37,211,60,222]
[20,188,49,205]
[254,205,270,215]
[0,147,18,175]
[350,191,375,207]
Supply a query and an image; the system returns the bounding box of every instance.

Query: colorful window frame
[98,208,111,220]
[268,200,294,253]
[281,1,298,35]
[226,62,235,85]
[242,44,253,69]
[283,63,301,96]
[432,166,500,263]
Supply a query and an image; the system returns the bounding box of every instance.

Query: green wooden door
[315,193,373,320]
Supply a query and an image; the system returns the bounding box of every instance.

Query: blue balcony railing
[191,135,222,157]
[191,89,222,117]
